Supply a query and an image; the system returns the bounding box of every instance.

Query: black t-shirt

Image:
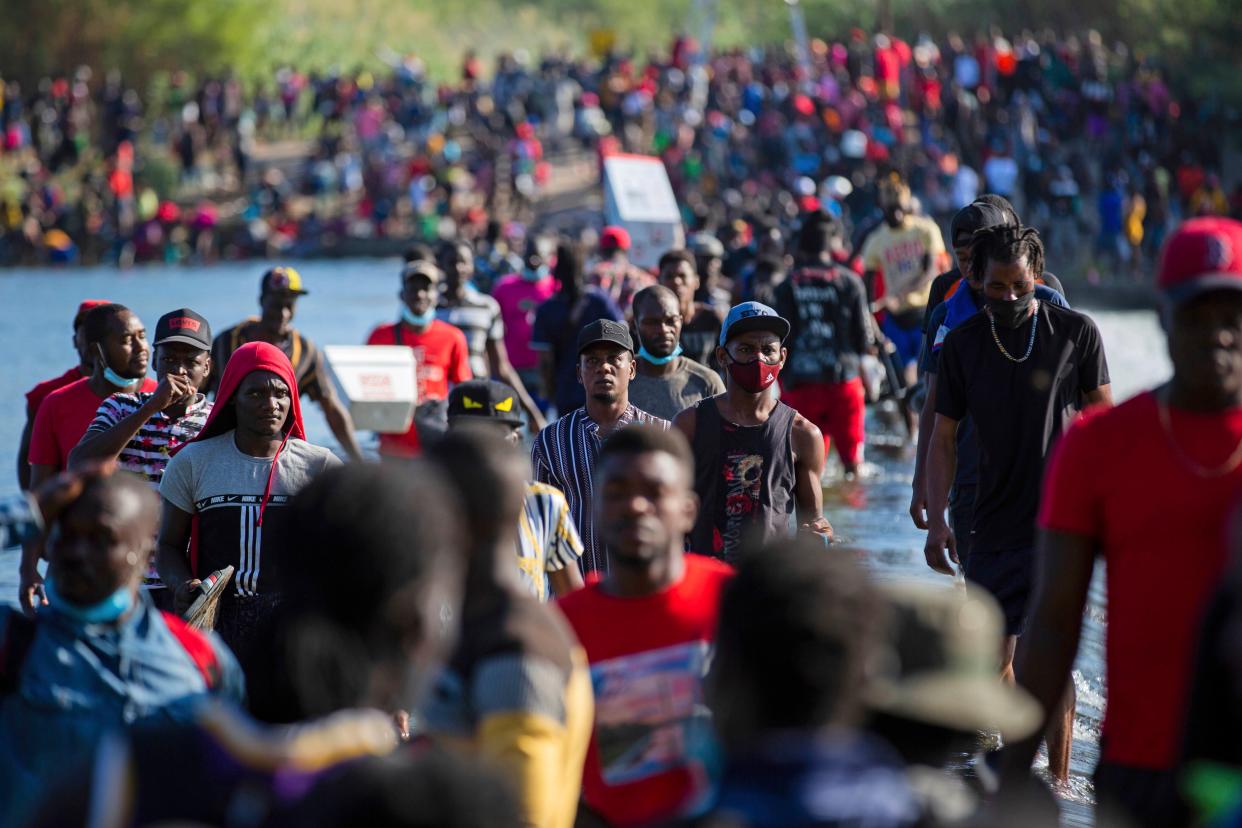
[774,265,873,386]
[935,301,1109,553]
[681,306,724,368]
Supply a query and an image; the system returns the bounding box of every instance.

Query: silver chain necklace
[987,300,1040,363]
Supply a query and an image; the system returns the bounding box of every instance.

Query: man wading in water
[674,302,832,563]
[923,224,1111,783]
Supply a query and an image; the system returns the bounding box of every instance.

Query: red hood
[189,341,306,448]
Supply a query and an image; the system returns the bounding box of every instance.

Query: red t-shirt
[556,554,734,826]
[25,366,85,417]
[28,376,157,471]
[365,320,471,457]
[1039,391,1242,769]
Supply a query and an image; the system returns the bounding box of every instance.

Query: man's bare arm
[909,373,939,529]
[1085,384,1113,407]
[791,415,832,540]
[155,500,198,614]
[923,413,959,575]
[487,338,546,431]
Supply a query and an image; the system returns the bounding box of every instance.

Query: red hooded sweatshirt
[176,342,308,573]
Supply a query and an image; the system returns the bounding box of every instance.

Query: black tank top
[688,397,797,564]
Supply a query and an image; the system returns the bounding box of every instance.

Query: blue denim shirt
[0,594,243,825]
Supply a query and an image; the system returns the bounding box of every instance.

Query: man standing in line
[157,342,341,676]
[365,260,472,458]
[493,235,558,404]
[1005,218,1242,826]
[923,224,1111,783]
[590,225,654,310]
[658,249,725,368]
[532,320,667,576]
[445,380,584,600]
[774,211,876,476]
[673,302,832,563]
[435,239,545,431]
[628,285,725,421]
[17,299,111,490]
[558,426,733,827]
[209,267,362,460]
[22,303,156,614]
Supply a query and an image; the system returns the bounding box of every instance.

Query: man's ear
[779,346,788,367]
[575,363,583,387]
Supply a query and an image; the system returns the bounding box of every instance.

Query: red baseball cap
[1159,218,1242,304]
[600,226,631,252]
[73,299,113,329]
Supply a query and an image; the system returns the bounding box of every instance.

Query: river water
[0,260,1170,825]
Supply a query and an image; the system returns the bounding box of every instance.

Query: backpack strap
[160,611,221,690]
[0,613,37,694]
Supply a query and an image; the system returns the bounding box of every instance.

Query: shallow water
[0,262,1171,825]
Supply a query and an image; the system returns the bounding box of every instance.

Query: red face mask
[726,354,781,393]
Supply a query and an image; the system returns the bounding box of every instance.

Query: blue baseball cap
[719,301,790,347]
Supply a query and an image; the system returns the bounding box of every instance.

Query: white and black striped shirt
[531,405,668,574]
[84,392,212,485]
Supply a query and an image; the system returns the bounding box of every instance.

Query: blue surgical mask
[638,344,683,365]
[401,305,437,328]
[522,265,550,283]
[45,577,134,624]
[97,345,143,390]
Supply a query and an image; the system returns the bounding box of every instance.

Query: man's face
[697,254,723,286]
[1166,290,1242,401]
[155,343,211,392]
[577,343,635,404]
[440,244,474,290]
[659,260,699,309]
[401,275,436,316]
[234,370,292,437]
[449,417,522,446]
[718,329,785,366]
[596,451,697,566]
[980,257,1036,301]
[46,484,154,606]
[259,291,298,337]
[636,297,683,358]
[954,244,972,278]
[98,311,149,380]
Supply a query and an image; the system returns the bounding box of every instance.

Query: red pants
[781,377,866,466]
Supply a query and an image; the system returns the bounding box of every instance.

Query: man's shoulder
[525,480,570,506]
[366,322,399,344]
[284,438,340,465]
[26,367,80,406]
[679,358,723,383]
[430,319,469,344]
[39,377,93,415]
[172,431,231,461]
[684,553,735,582]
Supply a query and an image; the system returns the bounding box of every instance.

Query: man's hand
[924,520,958,575]
[146,374,197,413]
[19,568,46,617]
[799,516,834,543]
[909,487,929,529]
[174,578,203,615]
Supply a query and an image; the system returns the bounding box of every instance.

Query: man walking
[210,267,362,460]
[774,211,876,476]
[658,249,725,368]
[1006,218,1242,825]
[558,426,733,827]
[923,224,1111,783]
[673,302,832,563]
[628,285,725,421]
[532,319,667,575]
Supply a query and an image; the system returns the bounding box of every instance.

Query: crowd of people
[5,171,1242,826]
[2,29,1239,270]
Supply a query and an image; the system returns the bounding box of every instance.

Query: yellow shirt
[862,215,947,313]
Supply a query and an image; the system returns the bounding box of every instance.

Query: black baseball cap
[260,266,308,296]
[950,201,1014,248]
[447,380,524,426]
[577,319,634,355]
[154,308,212,350]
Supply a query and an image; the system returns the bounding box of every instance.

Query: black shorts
[963,545,1032,636]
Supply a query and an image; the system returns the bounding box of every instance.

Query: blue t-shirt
[920,284,1069,489]
[530,287,623,415]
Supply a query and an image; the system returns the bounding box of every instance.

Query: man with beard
[673,303,832,563]
[210,267,361,460]
[531,320,667,575]
[628,285,725,421]
[923,224,1111,784]
[558,426,733,827]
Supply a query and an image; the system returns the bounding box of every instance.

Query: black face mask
[986,293,1036,328]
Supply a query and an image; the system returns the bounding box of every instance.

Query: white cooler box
[323,345,417,434]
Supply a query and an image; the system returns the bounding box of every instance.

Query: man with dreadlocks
[922,223,1111,783]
